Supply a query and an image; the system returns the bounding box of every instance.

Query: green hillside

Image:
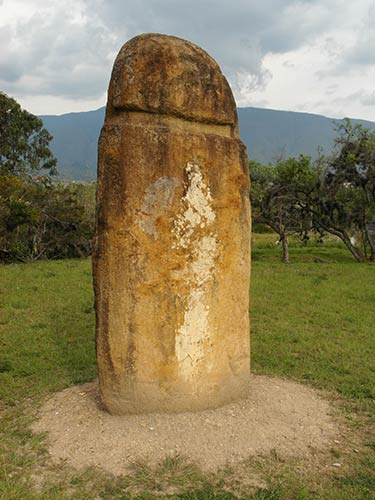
[238,107,374,162]
[40,107,375,181]
[40,108,105,181]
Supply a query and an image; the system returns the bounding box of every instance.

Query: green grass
[0,259,96,405]
[0,236,374,499]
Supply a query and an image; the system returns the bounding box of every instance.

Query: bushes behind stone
[0,175,95,262]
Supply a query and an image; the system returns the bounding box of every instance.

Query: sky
[1,0,375,121]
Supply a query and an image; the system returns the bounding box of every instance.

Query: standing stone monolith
[93,33,251,415]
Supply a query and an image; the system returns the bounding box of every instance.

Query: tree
[0,91,57,178]
[250,120,375,263]
[0,92,96,262]
[326,119,375,260]
[0,178,95,262]
[308,167,367,262]
[250,156,314,263]
[296,120,375,263]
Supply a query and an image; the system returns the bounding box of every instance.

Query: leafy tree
[308,167,366,262]
[47,182,95,259]
[250,156,314,263]
[325,119,375,260]
[0,91,57,178]
[0,92,95,262]
[249,148,374,263]
[0,178,95,262]
[294,120,375,262]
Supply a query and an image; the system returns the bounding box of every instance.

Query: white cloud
[339,3,375,68]
[0,0,374,120]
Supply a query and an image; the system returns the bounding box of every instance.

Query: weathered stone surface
[93,33,251,415]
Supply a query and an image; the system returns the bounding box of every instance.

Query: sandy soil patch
[31,375,339,475]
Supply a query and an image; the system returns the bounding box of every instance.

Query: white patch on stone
[190,235,217,287]
[173,162,215,248]
[175,289,207,362]
[173,162,217,380]
[137,176,178,238]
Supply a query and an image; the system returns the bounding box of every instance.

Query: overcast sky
[1,0,375,120]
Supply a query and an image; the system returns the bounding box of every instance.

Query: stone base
[99,368,250,415]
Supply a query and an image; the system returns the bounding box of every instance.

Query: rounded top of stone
[108,33,237,126]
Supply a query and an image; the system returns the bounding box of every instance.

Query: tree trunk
[265,220,290,264]
[364,227,375,261]
[343,238,364,262]
[280,232,289,263]
[322,226,365,262]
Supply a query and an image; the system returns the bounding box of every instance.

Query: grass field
[0,235,374,499]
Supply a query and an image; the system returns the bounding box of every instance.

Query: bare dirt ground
[31,375,340,475]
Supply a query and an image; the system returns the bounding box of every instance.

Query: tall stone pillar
[93,34,251,415]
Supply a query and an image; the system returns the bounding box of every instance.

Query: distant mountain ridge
[40,107,375,181]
